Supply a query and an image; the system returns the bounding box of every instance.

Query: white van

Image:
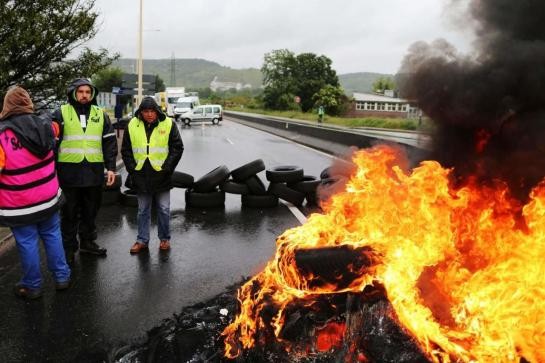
[173,95,200,121]
[180,104,223,126]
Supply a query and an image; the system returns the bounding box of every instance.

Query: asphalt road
[0,118,335,362]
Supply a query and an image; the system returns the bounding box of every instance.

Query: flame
[223,145,545,362]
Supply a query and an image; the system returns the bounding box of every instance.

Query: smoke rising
[399,0,545,200]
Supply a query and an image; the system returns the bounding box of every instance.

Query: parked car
[180,104,223,126]
[173,95,200,121]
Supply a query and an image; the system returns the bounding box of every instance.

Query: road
[0,117,337,362]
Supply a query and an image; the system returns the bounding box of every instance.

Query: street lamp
[137,0,143,105]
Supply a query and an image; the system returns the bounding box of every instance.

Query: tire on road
[172,171,194,189]
[288,175,320,194]
[266,166,304,184]
[268,182,306,206]
[245,175,267,195]
[185,189,225,208]
[230,159,266,182]
[193,165,230,193]
[220,180,250,195]
[241,194,279,208]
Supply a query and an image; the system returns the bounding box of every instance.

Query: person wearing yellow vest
[121,97,183,254]
[52,78,118,264]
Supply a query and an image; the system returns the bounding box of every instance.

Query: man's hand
[106,170,116,186]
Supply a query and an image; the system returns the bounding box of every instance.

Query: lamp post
[137,0,143,105]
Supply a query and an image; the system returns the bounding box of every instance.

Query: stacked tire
[266,166,310,207]
[223,159,279,208]
[316,160,355,205]
[185,165,229,208]
[102,171,123,206]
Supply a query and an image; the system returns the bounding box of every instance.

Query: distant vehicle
[173,95,200,121]
[180,104,223,126]
[165,87,186,117]
[154,92,167,112]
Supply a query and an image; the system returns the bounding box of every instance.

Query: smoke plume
[399,0,545,200]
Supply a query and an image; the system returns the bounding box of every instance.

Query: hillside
[113,58,263,90]
[113,58,392,95]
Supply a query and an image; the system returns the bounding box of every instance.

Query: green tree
[261,49,339,112]
[0,0,118,110]
[154,75,165,92]
[372,76,396,93]
[92,67,124,93]
[312,84,348,116]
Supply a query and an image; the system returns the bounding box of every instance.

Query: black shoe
[80,240,107,256]
[13,284,43,300]
[55,279,71,291]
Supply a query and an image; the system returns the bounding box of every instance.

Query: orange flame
[223,145,545,362]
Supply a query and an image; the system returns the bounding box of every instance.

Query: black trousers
[60,186,103,250]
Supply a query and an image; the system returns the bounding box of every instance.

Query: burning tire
[266,166,304,184]
[230,159,266,182]
[241,194,278,208]
[220,179,250,195]
[185,189,225,208]
[193,165,230,193]
[268,182,306,206]
[245,175,268,195]
[171,171,194,188]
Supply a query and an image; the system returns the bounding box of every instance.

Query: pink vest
[0,129,60,224]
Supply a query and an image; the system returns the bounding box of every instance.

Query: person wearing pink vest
[0,86,71,300]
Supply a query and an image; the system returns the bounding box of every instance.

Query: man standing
[121,97,183,254]
[0,86,71,299]
[52,78,117,264]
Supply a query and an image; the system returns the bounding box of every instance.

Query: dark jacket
[52,78,118,187]
[121,97,184,193]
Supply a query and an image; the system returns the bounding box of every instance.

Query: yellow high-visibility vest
[128,117,172,171]
[58,104,105,163]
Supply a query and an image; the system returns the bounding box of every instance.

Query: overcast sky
[87,0,475,75]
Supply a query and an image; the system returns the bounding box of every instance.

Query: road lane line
[281,200,307,224]
[225,137,234,145]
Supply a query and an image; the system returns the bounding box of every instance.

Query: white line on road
[225,137,234,145]
[281,200,307,224]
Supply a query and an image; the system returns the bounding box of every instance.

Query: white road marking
[225,137,234,145]
[280,200,307,224]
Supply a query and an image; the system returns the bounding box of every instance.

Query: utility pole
[137,0,143,105]
[170,52,176,86]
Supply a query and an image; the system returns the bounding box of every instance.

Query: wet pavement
[0,119,334,362]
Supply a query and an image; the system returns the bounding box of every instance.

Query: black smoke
[399,0,545,200]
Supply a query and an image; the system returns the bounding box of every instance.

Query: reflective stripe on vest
[127,117,172,171]
[58,104,104,163]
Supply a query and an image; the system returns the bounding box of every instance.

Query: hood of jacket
[0,113,55,159]
[135,96,166,121]
[66,78,99,106]
[0,86,34,120]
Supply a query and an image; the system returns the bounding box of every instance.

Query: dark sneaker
[55,279,71,291]
[130,242,149,254]
[159,240,170,251]
[80,240,107,256]
[13,284,43,300]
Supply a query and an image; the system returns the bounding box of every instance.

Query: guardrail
[225,111,431,162]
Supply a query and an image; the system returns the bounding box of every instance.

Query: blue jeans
[11,212,71,290]
[136,190,171,244]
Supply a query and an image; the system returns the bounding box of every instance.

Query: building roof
[353,92,407,103]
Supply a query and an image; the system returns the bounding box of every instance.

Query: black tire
[268,183,305,206]
[241,194,278,208]
[266,166,304,184]
[305,191,319,206]
[230,159,266,182]
[220,180,250,195]
[212,118,218,125]
[320,161,355,180]
[183,119,191,126]
[245,175,267,195]
[288,175,320,194]
[193,165,231,193]
[103,172,122,190]
[185,189,225,208]
[120,189,138,207]
[102,189,121,206]
[171,171,194,188]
